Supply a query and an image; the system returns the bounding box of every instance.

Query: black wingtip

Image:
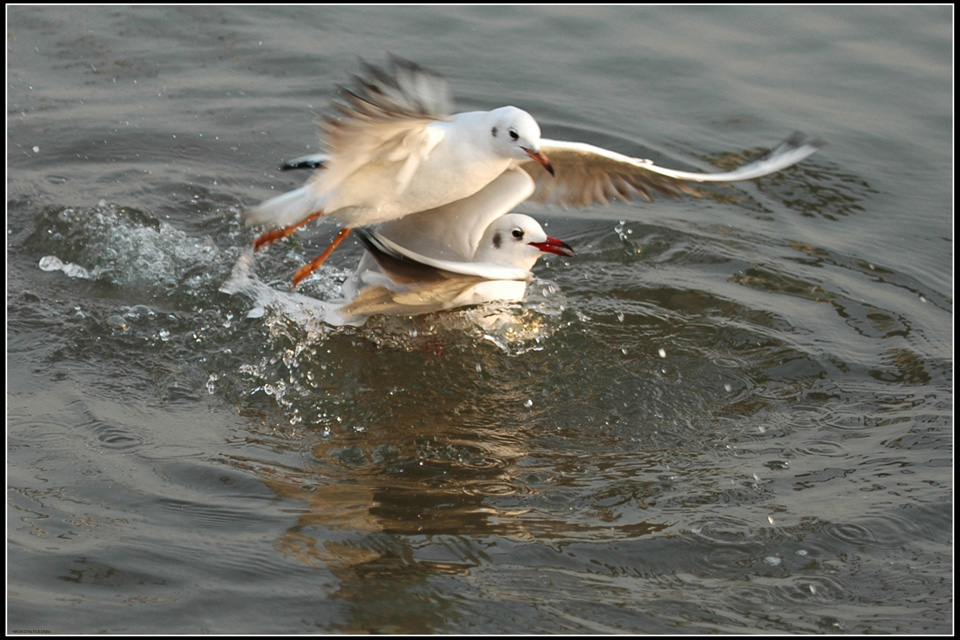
[353,228,406,262]
[784,130,828,150]
[280,158,326,171]
[352,227,379,253]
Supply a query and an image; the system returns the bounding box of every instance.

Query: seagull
[242,148,572,322]
[246,55,825,288]
[338,213,572,320]
[246,55,553,287]
[221,211,572,327]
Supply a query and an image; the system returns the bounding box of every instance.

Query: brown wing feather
[341,278,483,317]
[524,141,700,208]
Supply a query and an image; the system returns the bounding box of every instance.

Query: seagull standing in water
[339,213,572,321]
[246,55,824,288]
[222,209,572,327]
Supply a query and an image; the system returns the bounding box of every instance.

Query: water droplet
[38,256,64,272]
[124,304,154,320]
[62,263,91,279]
[106,315,128,331]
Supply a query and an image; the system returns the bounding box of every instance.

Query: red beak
[524,147,555,176]
[529,236,573,257]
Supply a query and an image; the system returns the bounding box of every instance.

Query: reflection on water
[211,266,848,633]
[231,407,674,633]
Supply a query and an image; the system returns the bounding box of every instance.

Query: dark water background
[7,5,952,634]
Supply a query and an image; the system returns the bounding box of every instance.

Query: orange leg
[291,227,353,289]
[252,210,325,251]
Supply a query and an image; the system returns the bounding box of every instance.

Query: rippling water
[8,5,952,634]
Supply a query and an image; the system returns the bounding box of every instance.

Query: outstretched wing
[523,131,826,207]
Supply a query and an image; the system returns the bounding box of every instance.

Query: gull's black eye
[511,228,524,239]
[509,128,519,141]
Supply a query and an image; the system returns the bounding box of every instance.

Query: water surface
[7,5,952,634]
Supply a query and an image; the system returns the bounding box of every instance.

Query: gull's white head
[474,213,573,271]
[488,107,554,175]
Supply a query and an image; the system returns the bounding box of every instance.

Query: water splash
[222,246,573,356]
[30,201,228,298]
